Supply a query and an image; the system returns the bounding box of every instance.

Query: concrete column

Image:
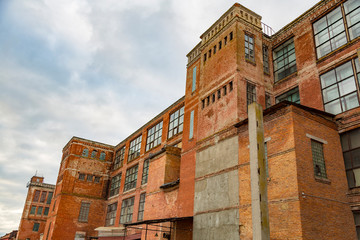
[248,102,270,240]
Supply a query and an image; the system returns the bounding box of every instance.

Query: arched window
[82,149,89,157]
[91,150,97,159]
[100,152,106,161]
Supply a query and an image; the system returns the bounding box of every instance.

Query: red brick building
[19,0,360,239]
[17,176,54,240]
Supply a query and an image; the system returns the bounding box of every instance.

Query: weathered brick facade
[18,0,360,239]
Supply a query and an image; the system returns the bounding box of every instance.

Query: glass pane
[330,32,347,50]
[325,99,342,114]
[321,69,336,88]
[344,0,360,14]
[341,134,350,151]
[328,20,345,38]
[315,29,329,46]
[355,58,360,73]
[347,7,360,26]
[323,85,339,102]
[350,128,360,149]
[336,62,353,81]
[344,152,352,169]
[327,7,343,25]
[314,16,327,34]
[317,41,332,58]
[352,148,360,168]
[338,77,356,96]
[347,170,355,188]
[354,168,360,187]
[349,22,360,40]
[341,92,359,111]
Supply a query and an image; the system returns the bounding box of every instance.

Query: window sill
[122,188,136,195]
[245,59,256,66]
[314,176,331,184]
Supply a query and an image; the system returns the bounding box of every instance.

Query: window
[341,128,360,188]
[146,121,163,151]
[219,41,222,50]
[137,193,146,221]
[213,45,217,54]
[245,34,254,62]
[100,152,106,160]
[192,67,197,92]
[265,94,271,109]
[275,87,300,104]
[33,190,40,202]
[217,89,221,99]
[230,32,233,41]
[141,159,150,185]
[273,38,297,82]
[320,59,359,114]
[263,45,269,74]
[33,223,40,232]
[212,93,215,103]
[311,140,327,179]
[223,85,227,96]
[247,82,256,106]
[78,202,90,222]
[40,191,47,203]
[313,6,346,58]
[44,207,49,216]
[37,206,43,215]
[30,206,36,215]
[120,197,135,224]
[229,81,233,92]
[79,173,85,180]
[91,150,97,159]
[208,49,211,58]
[224,36,228,45]
[124,165,138,192]
[105,202,117,226]
[345,0,360,40]
[94,176,101,183]
[109,174,121,197]
[204,53,207,62]
[189,110,194,139]
[353,211,360,239]
[313,0,360,58]
[128,135,142,162]
[82,148,89,157]
[114,147,125,169]
[46,192,53,204]
[168,106,184,139]
[86,175,93,182]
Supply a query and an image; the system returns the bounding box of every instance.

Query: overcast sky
[0,0,320,235]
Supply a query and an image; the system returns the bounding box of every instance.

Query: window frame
[311,140,327,179]
[105,202,117,226]
[114,146,125,169]
[319,58,360,115]
[245,33,255,62]
[247,82,256,106]
[33,222,40,232]
[109,174,122,197]
[128,135,142,162]
[341,127,360,188]
[124,165,138,192]
[168,106,185,139]
[120,197,135,224]
[78,202,90,223]
[141,159,150,185]
[273,38,297,82]
[145,121,163,152]
[275,87,300,104]
[137,193,146,221]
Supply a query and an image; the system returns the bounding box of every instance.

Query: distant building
[1,230,17,240]
[17,0,360,239]
[16,176,54,240]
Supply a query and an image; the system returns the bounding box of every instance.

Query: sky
[0,0,320,235]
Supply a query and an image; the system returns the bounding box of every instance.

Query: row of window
[81,149,107,160]
[201,81,233,109]
[105,193,146,226]
[33,190,53,205]
[109,160,149,197]
[78,173,101,183]
[203,32,233,62]
[113,106,184,169]
[30,205,49,217]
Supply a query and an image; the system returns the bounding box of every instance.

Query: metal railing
[262,22,275,36]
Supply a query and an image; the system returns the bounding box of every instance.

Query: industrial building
[16,0,360,239]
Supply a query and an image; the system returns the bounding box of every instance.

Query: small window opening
[229,81,233,91]
[230,32,233,41]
